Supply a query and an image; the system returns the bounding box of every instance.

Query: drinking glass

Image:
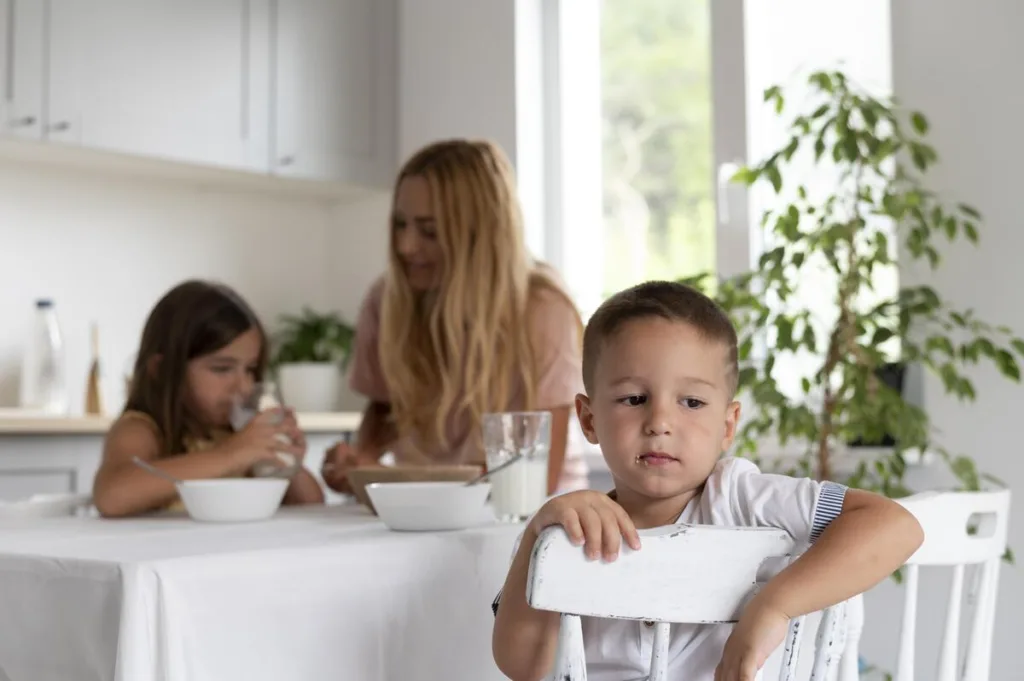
[230,381,298,478]
[483,411,551,522]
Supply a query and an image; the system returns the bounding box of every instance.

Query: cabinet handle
[8,115,35,128]
[278,155,295,167]
[47,121,71,133]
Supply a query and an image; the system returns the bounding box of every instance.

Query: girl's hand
[219,409,304,475]
[280,408,308,462]
[528,490,641,562]
[321,441,378,493]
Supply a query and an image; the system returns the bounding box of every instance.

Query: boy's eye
[682,398,706,409]
[618,395,646,407]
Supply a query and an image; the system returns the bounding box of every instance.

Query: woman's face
[392,175,444,291]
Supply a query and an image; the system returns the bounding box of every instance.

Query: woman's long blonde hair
[379,139,578,452]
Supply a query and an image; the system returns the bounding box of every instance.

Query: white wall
[857,1,1024,677]
[397,0,548,259]
[0,158,388,415]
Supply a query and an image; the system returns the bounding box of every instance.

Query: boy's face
[576,317,740,501]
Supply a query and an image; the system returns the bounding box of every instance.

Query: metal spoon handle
[465,454,522,486]
[133,456,183,485]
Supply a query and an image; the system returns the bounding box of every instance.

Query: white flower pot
[277,362,342,412]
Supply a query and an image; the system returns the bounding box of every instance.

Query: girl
[322,138,588,494]
[92,280,325,517]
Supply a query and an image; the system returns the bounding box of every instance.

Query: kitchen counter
[0,412,362,435]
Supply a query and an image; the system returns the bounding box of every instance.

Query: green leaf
[813,138,826,160]
[958,203,981,219]
[766,165,783,193]
[911,111,929,134]
[872,328,895,345]
[964,222,979,244]
[996,349,1021,381]
[730,167,759,185]
[1011,338,1024,356]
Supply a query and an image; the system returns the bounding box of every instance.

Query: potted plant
[271,307,355,412]
[683,69,1024,498]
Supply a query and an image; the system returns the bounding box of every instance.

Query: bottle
[19,299,69,415]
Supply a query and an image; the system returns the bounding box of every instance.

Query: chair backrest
[527,523,856,681]
[852,489,1010,681]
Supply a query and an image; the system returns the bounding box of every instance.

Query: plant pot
[277,362,342,412]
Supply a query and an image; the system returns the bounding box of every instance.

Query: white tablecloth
[0,504,520,681]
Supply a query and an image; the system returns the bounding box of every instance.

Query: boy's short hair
[582,280,740,396]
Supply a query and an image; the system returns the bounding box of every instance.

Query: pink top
[348,275,588,489]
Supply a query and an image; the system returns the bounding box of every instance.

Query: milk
[489,455,549,519]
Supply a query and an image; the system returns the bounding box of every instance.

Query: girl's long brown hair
[124,280,267,456]
[379,139,580,453]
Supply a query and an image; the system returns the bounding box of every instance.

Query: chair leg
[551,614,587,681]
[838,595,864,681]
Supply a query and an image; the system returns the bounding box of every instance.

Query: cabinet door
[46,0,269,171]
[0,0,46,140]
[272,0,396,186]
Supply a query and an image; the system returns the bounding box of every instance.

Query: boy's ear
[720,399,741,453]
[575,393,599,445]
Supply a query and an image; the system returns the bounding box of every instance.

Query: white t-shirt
[492,456,848,681]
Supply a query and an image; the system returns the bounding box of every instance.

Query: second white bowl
[366,481,494,531]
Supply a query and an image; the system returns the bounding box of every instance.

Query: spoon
[465,454,522,486]
[133,457,184,485]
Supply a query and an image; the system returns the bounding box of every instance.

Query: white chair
[527,523,858,680]
[842,489,1010,681]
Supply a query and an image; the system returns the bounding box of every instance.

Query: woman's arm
[92,419,246,518]
[321,401,398,492]
[355,400,398,459]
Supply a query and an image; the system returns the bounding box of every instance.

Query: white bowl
[176,478,289,522]
[365,481,494,531]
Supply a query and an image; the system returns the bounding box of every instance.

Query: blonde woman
[322,139,587,494]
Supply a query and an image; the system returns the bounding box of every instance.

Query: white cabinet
[0,0,46,141]
[0,436,101,501]
[271,0,396,186]
[46,0,270,172]
[0,0,396,185]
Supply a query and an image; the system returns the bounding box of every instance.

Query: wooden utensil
[84,322,103,415]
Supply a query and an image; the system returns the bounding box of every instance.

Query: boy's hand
[715,601,790,681]
[528,490,641,562]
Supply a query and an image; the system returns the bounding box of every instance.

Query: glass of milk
[230,381,299,478]
[483,411,551,522]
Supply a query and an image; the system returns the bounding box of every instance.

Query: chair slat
[552,613,587,681]
[649,622,671,680]
[896,563,919,681]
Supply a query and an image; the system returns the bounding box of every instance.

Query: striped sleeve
[809,481,848,543]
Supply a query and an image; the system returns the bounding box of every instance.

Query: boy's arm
[751,488,923,618]
[491,525,562,681]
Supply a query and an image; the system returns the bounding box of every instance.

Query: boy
[491,280,923,681]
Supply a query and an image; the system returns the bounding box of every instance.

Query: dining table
[0,502,522,681]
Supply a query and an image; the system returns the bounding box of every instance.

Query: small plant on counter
[271,307,355,370]
[270,307,356,413]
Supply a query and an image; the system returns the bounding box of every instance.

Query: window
[549,0,894,396]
